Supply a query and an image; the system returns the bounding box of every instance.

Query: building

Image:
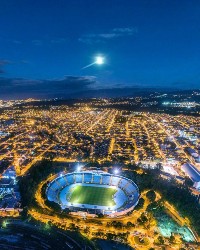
[181,163,200,190]
[0,166,22,213]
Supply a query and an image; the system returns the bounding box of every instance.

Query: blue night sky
[0,0,200,98]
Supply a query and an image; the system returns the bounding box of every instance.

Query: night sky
[0,0,200,99]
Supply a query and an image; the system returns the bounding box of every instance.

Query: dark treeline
[125,168,200,234]
[19,159,65,209]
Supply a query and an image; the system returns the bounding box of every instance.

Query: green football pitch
[69,185,117,206]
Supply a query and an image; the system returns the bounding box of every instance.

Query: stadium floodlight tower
[114,168,119,175]
[77,162,82,172]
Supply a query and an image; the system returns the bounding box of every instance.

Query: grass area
[153,207,195,242]
[69,185,117,206]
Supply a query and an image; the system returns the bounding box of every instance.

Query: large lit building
[181,163,200,190]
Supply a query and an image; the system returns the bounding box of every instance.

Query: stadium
[46,171,139,217]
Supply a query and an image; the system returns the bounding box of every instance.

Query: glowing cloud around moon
[82,56,105,69]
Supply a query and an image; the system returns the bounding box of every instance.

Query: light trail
[81,62,96,69]
[82,56,104,69]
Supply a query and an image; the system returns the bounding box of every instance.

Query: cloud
[0,76,97,99]
[50,38,67,44]
[20,60,30,64]
[170,80,200,88]
[0,60,11,66]
[31,38,68,46]
[79,27,138,44]
[79,37,103,45]
[32,40,43,46]
[13,40,22,44]
[112,27,137,34]
[0,60,11,74]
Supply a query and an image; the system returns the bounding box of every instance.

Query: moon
[82,55,105,69]
[95,56,104,65]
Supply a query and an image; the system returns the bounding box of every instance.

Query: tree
[184,177,193,187]
[45,200,61,212]
[0,160,10,174]
[69,223,78,231]
[169,235,175,243]
[157,236,164,245]
[146,190,156,202]
[83,226,90,234]
[135,198,145,210]
[110,220,123,229]
[156,162,162,170]
[126,221,135,228]
[137,212,148,227]
[97,213,104,218]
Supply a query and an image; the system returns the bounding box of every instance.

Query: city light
[0,96,199,249]
[114,168,119,175]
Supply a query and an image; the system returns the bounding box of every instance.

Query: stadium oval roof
[46,171,140,217]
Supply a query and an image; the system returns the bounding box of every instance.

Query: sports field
[69,185,117,206]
